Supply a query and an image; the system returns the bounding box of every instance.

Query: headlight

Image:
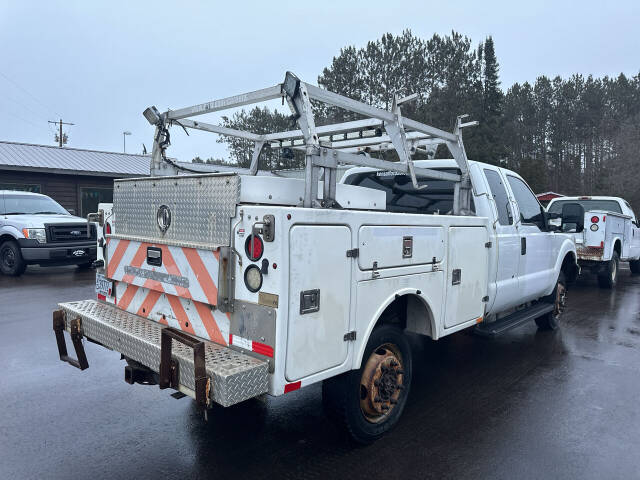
[590,224,599,232]
[244,265,263,292]
[22,228,46,243]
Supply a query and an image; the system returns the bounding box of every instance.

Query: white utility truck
[53,73,577,443]
[546,196,640,288]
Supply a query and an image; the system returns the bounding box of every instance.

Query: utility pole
[122,131,131,153]
[48,119,74,147]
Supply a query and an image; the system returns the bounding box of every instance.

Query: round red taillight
[105,222,112,234]
[245,235,264,261]
[591,216,599,223]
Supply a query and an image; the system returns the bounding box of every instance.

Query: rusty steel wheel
[322,324,412,444]
[536,272,566,331]
[554,281,567,317]
[359,343,405,423]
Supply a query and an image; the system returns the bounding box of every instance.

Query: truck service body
[546,196,640,288]
[53,73,577,442]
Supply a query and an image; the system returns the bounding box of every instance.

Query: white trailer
[53,73,577,443]
[547,196,640,288]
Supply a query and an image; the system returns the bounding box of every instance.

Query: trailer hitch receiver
[53,310,89,370]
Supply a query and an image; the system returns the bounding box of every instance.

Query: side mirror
[561,203,584,233]
[541,211,554,231]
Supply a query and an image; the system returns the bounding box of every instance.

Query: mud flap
[53,309,89,370]
[159,327,209,408]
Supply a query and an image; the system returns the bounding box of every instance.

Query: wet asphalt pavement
[1,266,640,479]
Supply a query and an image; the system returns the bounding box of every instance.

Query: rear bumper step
[54,299,268,407]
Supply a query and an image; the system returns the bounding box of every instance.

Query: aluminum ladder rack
[143,72,477,215]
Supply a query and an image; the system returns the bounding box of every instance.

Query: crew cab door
[286,225,351,381]
[624,204,640,260]
[482,168,520,312]
[505,174,553,301]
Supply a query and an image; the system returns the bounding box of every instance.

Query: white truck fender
[611,236,623,256]
[353,288,434,370]
[546,237,578,296]
[0,224,24,240]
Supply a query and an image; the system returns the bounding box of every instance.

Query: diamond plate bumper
[56,299,268,407]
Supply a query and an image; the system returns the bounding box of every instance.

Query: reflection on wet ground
[1,265,639,479]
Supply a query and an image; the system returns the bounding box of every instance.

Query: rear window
[548,199,622,214]
[343,168,473,215]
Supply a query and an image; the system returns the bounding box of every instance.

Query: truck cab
[0,190,97,276]
[546,196,640,287]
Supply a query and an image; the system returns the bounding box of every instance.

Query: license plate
[96,273,113,297]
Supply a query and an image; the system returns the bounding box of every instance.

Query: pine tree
[471,36,504,165]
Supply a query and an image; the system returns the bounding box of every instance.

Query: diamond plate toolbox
[113,173,240,247]
[58,299,268,407]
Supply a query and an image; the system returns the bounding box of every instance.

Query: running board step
[55,299,268,407]
[474,303,554,337]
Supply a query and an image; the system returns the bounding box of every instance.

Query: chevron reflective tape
[114,282,229,346]
[106,239,220,306]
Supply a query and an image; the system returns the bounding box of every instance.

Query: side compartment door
[286,225,351,381]
[444,226,489,328]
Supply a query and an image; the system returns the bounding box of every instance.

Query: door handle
[521,237,526,255]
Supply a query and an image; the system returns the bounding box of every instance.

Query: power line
[0,70,62,118]
[3,94,43,119]
[0,107,43,130]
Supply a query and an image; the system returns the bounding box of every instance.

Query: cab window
[344,168,474,215]
[483,169,512,225]
[507,175,544,226]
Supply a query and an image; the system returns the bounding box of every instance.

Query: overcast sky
[1,0,638,162]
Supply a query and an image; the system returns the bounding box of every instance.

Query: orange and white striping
[105,238,229,346]
[114,282,230,346]
[107,238,221,306]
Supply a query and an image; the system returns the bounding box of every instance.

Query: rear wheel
[322,324,412,444]
[630,259,640,275]
[0,240,26,276]
[536,272,566,331]
[598,251,619,289]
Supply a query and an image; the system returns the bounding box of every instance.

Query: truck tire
[598,251,619,289]
[630,259,640,275]
[322,324,412,444]
[0,240,27,276]
[535,271,566,331]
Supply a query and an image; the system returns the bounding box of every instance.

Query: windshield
[0,194,69,215]
[548,199,622,215]
[343,168,473,215]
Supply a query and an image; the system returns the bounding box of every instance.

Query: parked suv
[0,190,97,276]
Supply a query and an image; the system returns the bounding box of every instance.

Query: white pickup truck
[546,196,640,288]
[53,73,578,443]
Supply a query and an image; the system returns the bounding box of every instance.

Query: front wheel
[536,271,566,331]
[322,325,412,444]
[597,251,619,289]
[0,240,27,276]
[630,259,640,275]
